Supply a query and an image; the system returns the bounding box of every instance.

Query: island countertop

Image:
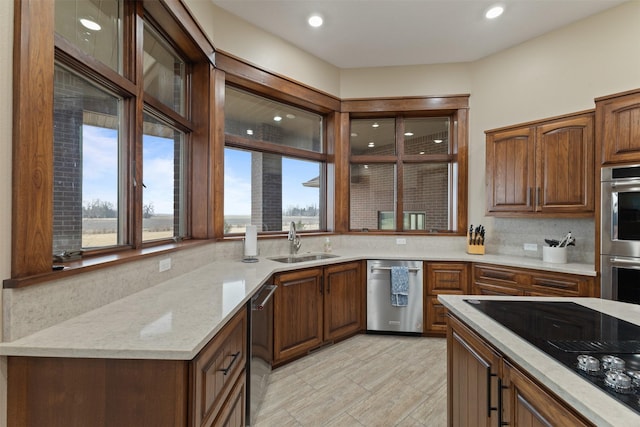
[438,294,640,427]
[0,249,595,361]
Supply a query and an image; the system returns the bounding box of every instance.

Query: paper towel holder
[242,238,259,263]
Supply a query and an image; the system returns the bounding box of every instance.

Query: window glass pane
[350,118,395,156]
[403,163,451,231]
[350,163,396,231]
[225,87,323,153]
[53,64,122,253]
[404,117,450,155]
[224,148,321,234]
[142,113,186,242]
[143,23,186,115]
[55,0,122,73]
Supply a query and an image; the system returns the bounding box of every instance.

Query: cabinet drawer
[473,282,524,296]
[211,370,246,427]
[427,262,469,294]
[191,309,247,427]
[474,265,527,287]
[530,273,581,296]
[426,296,448,333]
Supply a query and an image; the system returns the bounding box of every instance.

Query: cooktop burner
[465,300,640,415]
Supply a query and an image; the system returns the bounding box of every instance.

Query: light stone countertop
[0,249,595,360]
[438,295,640,427]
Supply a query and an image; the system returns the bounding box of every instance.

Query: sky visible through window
[224,149,320,216]
[83,125,176,215]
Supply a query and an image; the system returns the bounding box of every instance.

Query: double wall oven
[601,165,640,303]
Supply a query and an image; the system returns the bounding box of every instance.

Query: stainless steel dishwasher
[247,282,277,425]
[367,260,423,333]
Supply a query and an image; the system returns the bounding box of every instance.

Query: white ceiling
[211,0,627,68]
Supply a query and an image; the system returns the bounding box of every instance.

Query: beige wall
[0,0,12,424]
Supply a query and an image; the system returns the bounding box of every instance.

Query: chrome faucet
[288,221,301,255]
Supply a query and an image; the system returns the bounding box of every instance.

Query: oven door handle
[610,181,640,191]
[609,257,640,270]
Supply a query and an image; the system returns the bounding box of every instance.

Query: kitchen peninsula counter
[439,294,640,426]
[0,249,595,360]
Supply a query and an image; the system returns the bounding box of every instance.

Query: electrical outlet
[523,243,538,252]
[159,258,171,272]
[396,238,407,245]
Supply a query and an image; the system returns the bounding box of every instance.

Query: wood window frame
[8,0,215,287]
[342,97,469,235]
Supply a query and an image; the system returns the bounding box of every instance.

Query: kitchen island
[439,295,640,426]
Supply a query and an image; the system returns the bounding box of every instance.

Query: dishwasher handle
[370,266,421,273]
[253,285,277,310]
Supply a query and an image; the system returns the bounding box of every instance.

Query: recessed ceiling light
[404,132,414,136]
[485,5,504,19]
[308,14,323,27]
[419,151,425,155]
[246,129,254,135]
[273,115,282,122]
[434,139,443,144]
[364,164,369,169]
[80,18,101,31]
[351,132,358,137]
[286,113,296,119]
[368,142,375,148]
[372,122,379,128]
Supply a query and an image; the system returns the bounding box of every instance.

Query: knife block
[467,243,485,255]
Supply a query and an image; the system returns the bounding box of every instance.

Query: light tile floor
[253,334,447,426]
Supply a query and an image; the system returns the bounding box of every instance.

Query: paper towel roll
[244,225,258,257]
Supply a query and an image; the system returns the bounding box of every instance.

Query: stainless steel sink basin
[269,253,339,263]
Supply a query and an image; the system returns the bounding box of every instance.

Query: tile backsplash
[487,217,594,264]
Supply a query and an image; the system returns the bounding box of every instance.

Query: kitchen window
[11,0,213,280]
[223,86,326,235]
[349,115,463,233]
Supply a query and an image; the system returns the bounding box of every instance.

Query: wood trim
[342,95,469,113]
[456,108,469,236]
[12,0,55,278]
[212,69,226,239]
[333,112,351,233]
[216,51,341,114]
[225,134,328,162]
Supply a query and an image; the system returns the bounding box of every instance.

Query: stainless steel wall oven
[601,165,640,303]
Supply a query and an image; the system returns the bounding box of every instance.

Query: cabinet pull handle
[320,277,324,294]
[536,187,540,207]
[498,378,509,426]
[527,187,532,206]
[487,367,498,417]
[218,351,241,376]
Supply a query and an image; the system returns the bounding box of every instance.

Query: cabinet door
[273,268,324,365]
[536,114,594,213]
[502,360,591,427]
[486,126,536,213]
[599,91,640,165]
[448,315,501,427]
[426,296,448,334]
[427,262,469,294]
[323,261,362,342]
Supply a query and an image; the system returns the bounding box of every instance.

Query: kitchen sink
[269,253,339,263]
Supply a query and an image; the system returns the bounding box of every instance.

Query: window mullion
[130,4,145,249]
[396,117,404,231]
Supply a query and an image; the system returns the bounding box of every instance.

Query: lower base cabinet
[447,314,592,427]
[273,261,363,366]
[7,309,247,427]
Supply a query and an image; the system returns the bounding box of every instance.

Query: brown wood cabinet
[273,261,363,366]
[448,315,593,427]
[472,264,596,297]
[486,111,594,216]
[597,88,640,165]
[425,262,469,335]
[7,309,247,427]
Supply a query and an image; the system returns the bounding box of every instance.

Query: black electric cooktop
[465,300,640,415]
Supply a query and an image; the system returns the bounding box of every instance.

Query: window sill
[3,240,211,289]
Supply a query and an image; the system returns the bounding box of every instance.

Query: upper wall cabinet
[486,111,594,217]
[597,88,640,165]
